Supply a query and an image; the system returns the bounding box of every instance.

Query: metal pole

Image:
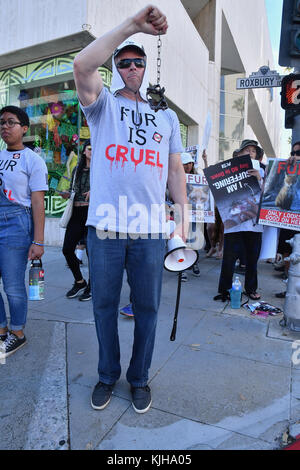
[283,233,300,332]
[170,272,182,341]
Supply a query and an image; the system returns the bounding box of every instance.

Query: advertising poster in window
[258,158,300,231]
[186,174,215,223]
[203,155,261,231]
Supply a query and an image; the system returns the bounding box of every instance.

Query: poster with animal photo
[258,158,300,231]
[186,174,215,223]
[203,155,261,231]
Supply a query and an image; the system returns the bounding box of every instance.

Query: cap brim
[114,45,145,58]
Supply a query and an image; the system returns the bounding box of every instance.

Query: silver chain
[157,35,162,85]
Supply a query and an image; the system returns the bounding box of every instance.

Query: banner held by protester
[259,158,300,231]
[203,154,261,231]
[186,173,214,223]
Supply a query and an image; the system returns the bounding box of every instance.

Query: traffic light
[279,0,300,66]
[285,108,299,128]
[281,73,300,109]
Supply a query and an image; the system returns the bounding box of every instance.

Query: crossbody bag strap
[70,165,79,194]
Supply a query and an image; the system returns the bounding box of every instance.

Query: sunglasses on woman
[291,150,300,156]
[116,58,146,69]
[86,146,92,151]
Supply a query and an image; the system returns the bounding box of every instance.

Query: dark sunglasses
[116,58,146,69]
[85,146,92,151]
[291,150,300,156]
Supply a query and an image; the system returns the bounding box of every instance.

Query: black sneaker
[275,291,286,298]
[91,381,114,410]
[78,287,92,301]
[0,332,27,359]
[66,280,87,298]
[0,333,7,342]
[131,385,152,414]
[192,264,200,277]
[180,272,188,282]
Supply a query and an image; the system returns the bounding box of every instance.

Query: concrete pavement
[0,246,300,450]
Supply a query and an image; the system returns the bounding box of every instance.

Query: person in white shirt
[0,105,48,359]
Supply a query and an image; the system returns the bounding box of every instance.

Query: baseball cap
[113,40,146,59]
[181,152,194,165]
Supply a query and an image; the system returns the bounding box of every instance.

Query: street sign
[236,66,284,90]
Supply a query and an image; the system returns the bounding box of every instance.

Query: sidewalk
[0,247,300,450]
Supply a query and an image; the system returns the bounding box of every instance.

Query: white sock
[75,249,83,261]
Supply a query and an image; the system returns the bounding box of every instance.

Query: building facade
[0,0,281,245]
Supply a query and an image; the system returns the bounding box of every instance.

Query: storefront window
[0,53,188,216]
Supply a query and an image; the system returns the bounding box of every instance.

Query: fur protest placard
[186,173,214,223]
[203,155,261,231]
[259,159,300,231]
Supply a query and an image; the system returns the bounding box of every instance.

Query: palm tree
[232,97,244,116]
[219,132,230,160]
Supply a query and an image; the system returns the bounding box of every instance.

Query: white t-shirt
[80,87,183,233]
[0,147,48,207]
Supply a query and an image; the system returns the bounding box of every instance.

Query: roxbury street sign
[236,66,284,89]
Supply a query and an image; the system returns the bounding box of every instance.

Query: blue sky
[265,0,291,156]
[265,0,283,57]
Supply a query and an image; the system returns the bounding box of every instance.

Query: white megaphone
[164,221,198,272]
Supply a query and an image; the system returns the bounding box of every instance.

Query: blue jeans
[0,191,33,331]
[87,227,165,387]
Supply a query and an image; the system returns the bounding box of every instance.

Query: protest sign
[186,173,214,223]
[259,159,300,231]
[203,155,261,231]
[201,112,212,154]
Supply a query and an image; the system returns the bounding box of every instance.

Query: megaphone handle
[170,271,182,341]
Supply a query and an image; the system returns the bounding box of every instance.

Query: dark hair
[75,140,90,185]
[292,141,300,151]
[0,105,30,127]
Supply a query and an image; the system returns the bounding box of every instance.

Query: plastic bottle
[230,275,242,309]
[29,259,44,300]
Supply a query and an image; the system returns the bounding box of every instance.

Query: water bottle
[29,259,44,301]
[230,275,242,309]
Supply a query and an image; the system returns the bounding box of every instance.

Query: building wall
[0,0,86,54]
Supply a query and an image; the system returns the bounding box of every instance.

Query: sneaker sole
[78,297,92,301]
[132,399,152,414]
[120,311,134,317]
[66,287,86,298]
[0,339,27,359]
[90,394,112,410]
